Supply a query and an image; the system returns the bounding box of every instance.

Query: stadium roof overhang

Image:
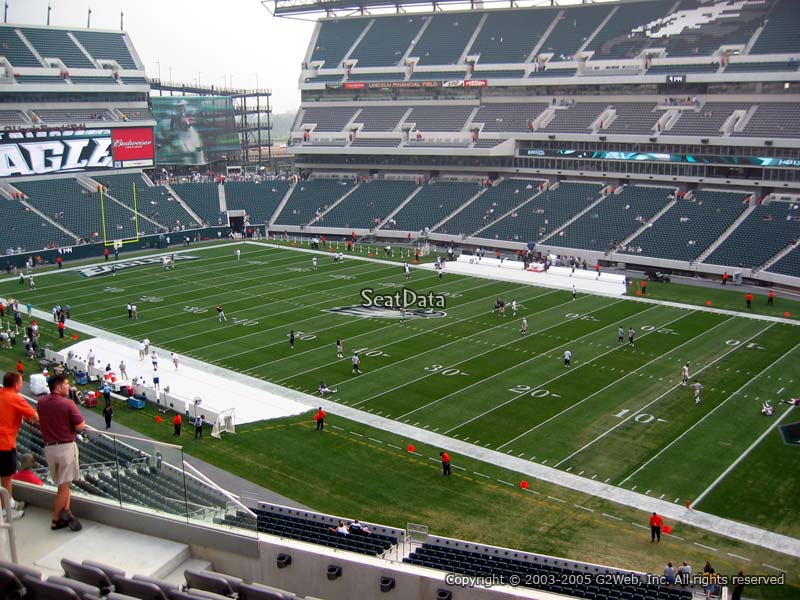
[265,0,565,17]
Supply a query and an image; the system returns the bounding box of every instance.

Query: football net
[211,408,236,438]
[417,243,431,257]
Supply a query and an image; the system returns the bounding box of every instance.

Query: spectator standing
[102,382,111,407]
[194,414,204,439]
[103,404,113,429]
[38,374,85,531]
[440,451,452,476]
[649,511,663,542]
[314,406,326,431]
[0,372,39,519]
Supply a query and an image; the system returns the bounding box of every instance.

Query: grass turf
[1,241,798,595]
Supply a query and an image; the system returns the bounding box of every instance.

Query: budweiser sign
[0,127,154,177]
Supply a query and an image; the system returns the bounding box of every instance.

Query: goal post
[211,408,236,439]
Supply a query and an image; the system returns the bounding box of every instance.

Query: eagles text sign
[0,127,154,178]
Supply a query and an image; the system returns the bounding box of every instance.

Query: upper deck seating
[348,15,423,68]
[0,26,42,66]
[540,5,613,61]
[468,7,559,64]
[310,18,369,68]
[587,0,674,60]
[411,13,482,66]
[750,0,800,54]
[20,27,94,68]
[71,30,138,69]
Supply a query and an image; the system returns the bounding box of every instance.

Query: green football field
[3,242,799,542]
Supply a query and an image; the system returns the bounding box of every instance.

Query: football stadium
[0,0,799,599]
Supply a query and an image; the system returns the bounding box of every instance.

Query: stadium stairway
[0,182,79,244]
[428,183,489,233]
[306,182,362,227]
[165,182,207,227]
[268,181,298,228]
[375,183,424,230]
[615,192,678,255]
[10,504,209,582]
[79,176,164,233]
[471,184,547,238]
[537,183,609,244]
[693,200,758,265]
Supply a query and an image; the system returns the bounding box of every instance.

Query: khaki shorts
[44,442,80,485]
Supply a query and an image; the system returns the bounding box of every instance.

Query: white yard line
[557,322,775,469]
[693,405,798,507]
[618,336,798,488]
[274,286,566,384]
[347,296,627,408]
[496,315,735,451]
[445,304,681,435]
[390,300,649,418]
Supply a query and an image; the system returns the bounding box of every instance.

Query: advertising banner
[0,127,154,178]
[151,96,240,166]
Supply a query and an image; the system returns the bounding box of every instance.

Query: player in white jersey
[403,262,410,279]
[336,338,343,358]
[236,249,241,260]
[681,363,690,386]
[172,353,180,369]
[400,306,407,323]
[511,300,518,316]
[520,317,528,336]
[693,380,702,404]
[312,257,318,270]
[564,350,572,367]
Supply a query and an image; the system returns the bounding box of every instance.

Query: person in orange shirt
[0,372,39,519]
[314,407,326,431]
[173,413,182,436]
[440,451,451,476]
[745,293,753,309]
[768,290,775,306]
[650,511,663,542]
[16,361,23,375]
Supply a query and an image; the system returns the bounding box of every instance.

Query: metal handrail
[0,487,18,563]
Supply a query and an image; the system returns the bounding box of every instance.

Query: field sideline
[2,241,798,558]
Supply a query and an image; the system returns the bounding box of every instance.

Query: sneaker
[10,509,24,521]
[51,518,70,530]
[11,499,26,511]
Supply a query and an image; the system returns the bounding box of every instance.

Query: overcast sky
[10,0,316,112]
[10,0,617,114]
